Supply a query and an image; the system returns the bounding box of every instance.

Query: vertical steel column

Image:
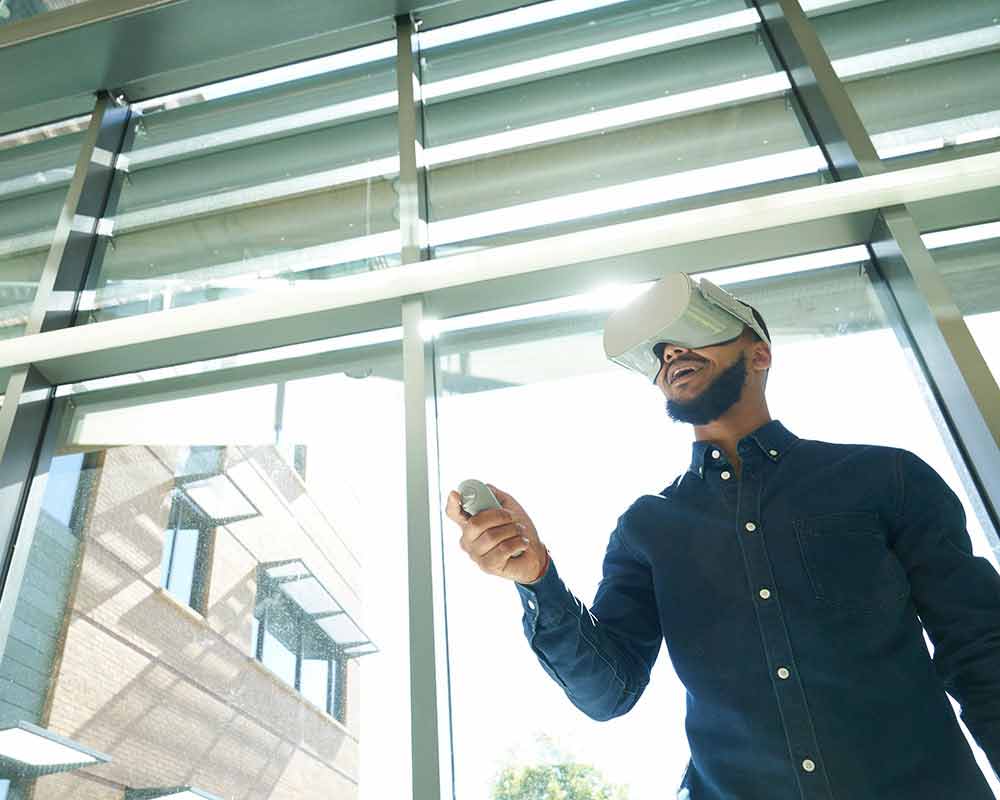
[397,13,454,800]
[0,92,131,653]
[750,0,1000,540]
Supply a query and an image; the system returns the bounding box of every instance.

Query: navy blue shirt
[515,419,1000,799]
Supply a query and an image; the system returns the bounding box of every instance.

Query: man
[445,281,1000,800]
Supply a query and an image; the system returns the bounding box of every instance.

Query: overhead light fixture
[125,788,222,800]
[0,721,110,773]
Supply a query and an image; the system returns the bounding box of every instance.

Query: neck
[692,398,772,473]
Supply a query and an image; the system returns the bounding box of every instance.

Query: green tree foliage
[490,734,629,800]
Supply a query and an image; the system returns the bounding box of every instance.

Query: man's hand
[445,483,548,584]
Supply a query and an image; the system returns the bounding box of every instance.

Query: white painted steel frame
[0,149,997,384]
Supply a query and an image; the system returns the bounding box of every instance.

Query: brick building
[3,443,372,799]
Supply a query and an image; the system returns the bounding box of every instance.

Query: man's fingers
[480,533,528,573]
[469,522,523,560]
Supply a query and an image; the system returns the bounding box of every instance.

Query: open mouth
[670,363,704,384]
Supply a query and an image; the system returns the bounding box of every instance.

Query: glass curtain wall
[0,338,409,800]
[0,1,999,799]
[80,42,401,324]
[434,251,1000,800]
[0,0,94,27]
[421,0,827,256]
[927,224,1000,385]
[0,119,89,343]
[813,0,1000,166]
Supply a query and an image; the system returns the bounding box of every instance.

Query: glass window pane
[301,657,331,712]
[0,337,408,799]
[0,0,94,25]
[83,43,400,324]
[814,0,1000,166]
[924,221,1000,389]
[163,528,199,607]
[262,626,297,688]
[436,255,999,799]
[40,453,84,528]
[0,122,88,342]
[421,0,825,255]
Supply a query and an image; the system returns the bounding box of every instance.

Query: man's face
[655,332,758,425]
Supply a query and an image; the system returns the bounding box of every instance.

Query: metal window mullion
[398,12,453,800]
[295,622,303,691]
[327,656,334,716]
[751,0,1000,539]
[0,92,131,627]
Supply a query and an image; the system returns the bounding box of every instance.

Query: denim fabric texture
[514,420,1000,799]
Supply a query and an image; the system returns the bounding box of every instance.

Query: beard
[666,351,748,425]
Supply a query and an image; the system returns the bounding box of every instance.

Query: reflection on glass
[301,657,331,712]
[161,526,200,607]
[0,345,408,799]
[814,0,1000,164]
[0,125,88,341]
[84,43,401,324]
[262,626,298,688]
[931,228,1000,387]
[0,0,93,25]
[436,257,999,799]
[421,0,823,255]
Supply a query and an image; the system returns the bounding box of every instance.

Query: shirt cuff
[515,553,571,626]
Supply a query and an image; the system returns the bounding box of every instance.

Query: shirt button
[745,521,757,532]
[802,759,816,772]
[711,449,721,459]
[527,600,536,610]
[769,449,778,457]
[777,667,790,679]
[759,588,771,599]
[721,471,731,480]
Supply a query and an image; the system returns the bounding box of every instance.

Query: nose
[659,343,692,364]
[656,343,688,384]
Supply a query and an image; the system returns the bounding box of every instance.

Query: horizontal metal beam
[0,148,997,385]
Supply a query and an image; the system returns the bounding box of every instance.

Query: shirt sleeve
[513,517,662,721]
[892,448,1000,774]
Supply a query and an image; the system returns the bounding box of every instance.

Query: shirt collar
[688,419,798,479]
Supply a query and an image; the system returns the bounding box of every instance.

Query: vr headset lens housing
[603,273,770,384]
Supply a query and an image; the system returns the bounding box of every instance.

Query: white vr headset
[603,272,770,384]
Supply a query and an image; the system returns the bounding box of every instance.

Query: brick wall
[30,444,367,800]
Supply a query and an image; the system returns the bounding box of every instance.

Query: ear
[752,340,771,373]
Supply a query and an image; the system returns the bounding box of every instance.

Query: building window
[159,445,235,613]
[252,592,348,723]
[160,491,213,612]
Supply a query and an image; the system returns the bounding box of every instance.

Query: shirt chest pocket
[792,511,909,614]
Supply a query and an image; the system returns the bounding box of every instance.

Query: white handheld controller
[457,479,502,516]
[456,480,526,560]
